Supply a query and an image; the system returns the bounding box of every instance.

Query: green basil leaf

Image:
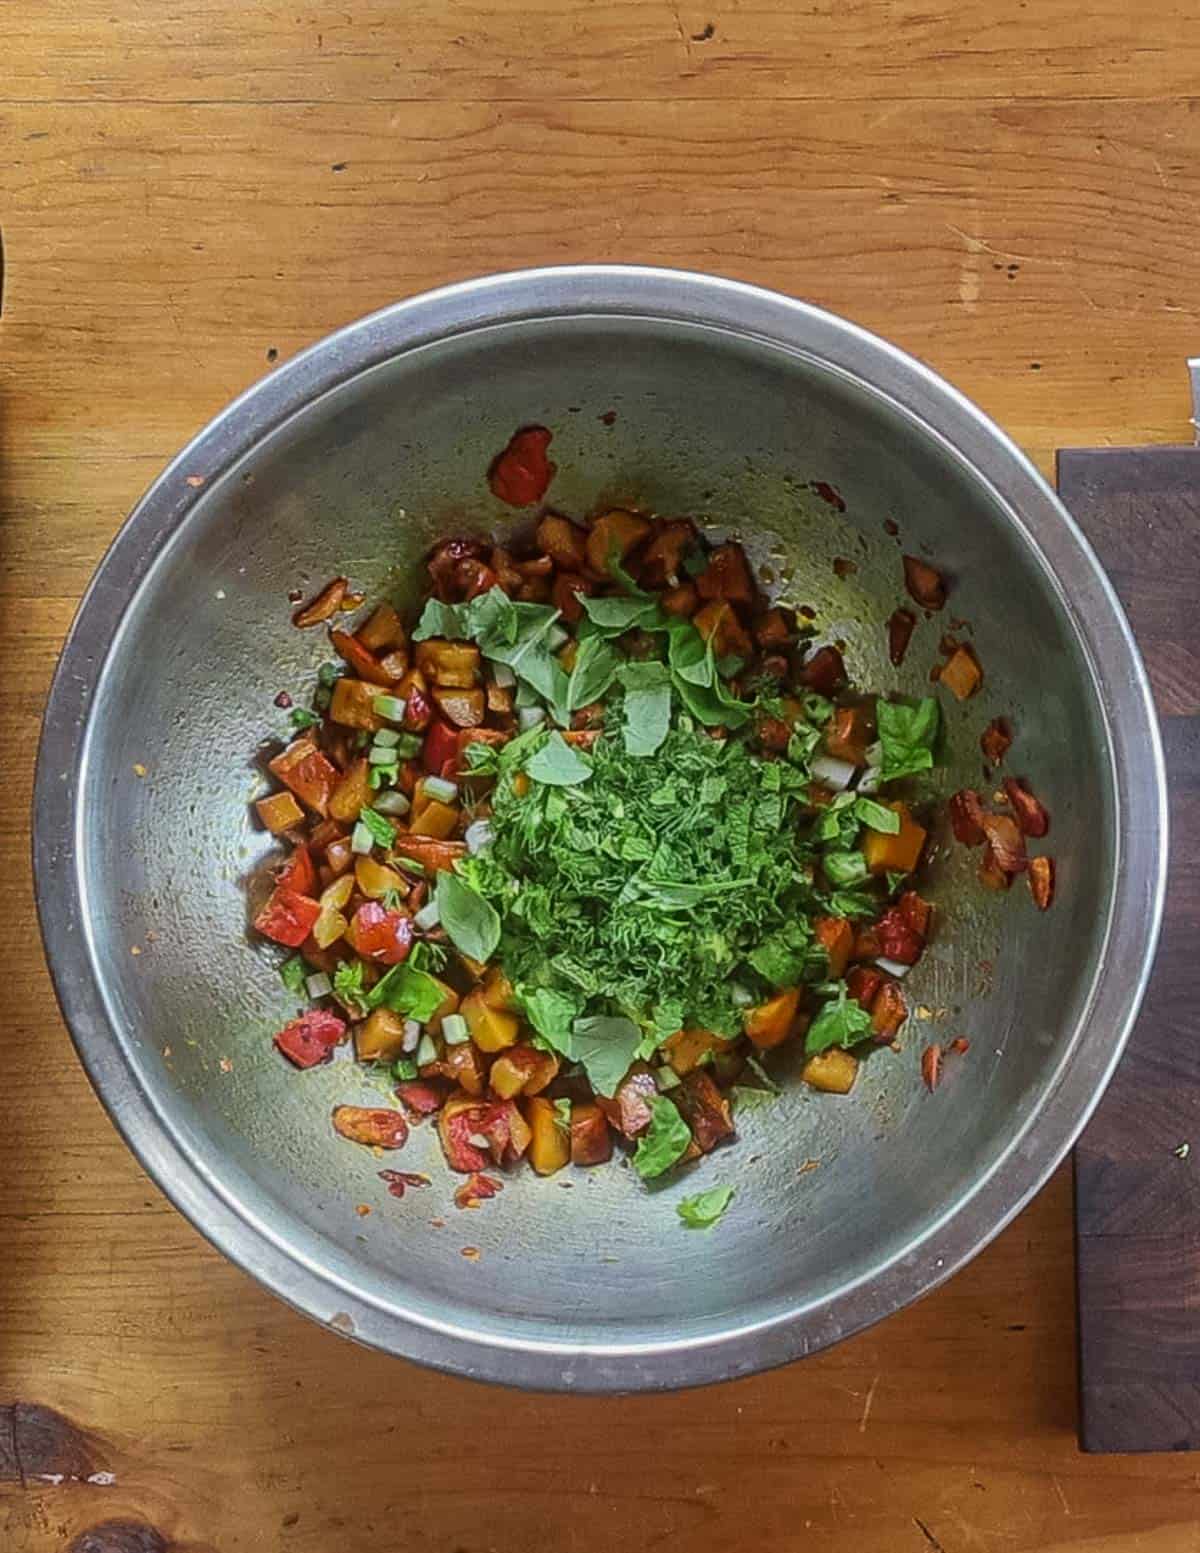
[364,963,445,1022]
[435,870,502,962]
[822,850,870,887]
[805,984,874,1055]
[526,731,594,787]
[854,797,901,834]
[571,1014,643,1097]
[578,594,667,635]
[676,1184,735,1228]
[877,696,940,783]
[633,1095,692,1179]
[666,618,714,687]
[519,986,581,1056]
[617,660,673,757]
[566,634,621,712]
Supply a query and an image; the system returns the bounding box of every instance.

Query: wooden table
[3,4,1199,1548]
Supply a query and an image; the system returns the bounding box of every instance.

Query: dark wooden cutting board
[1059,446,1200,1454]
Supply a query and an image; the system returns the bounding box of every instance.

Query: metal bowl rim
[34,265,1168,1390]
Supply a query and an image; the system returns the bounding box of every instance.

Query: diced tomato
[269,737,339,816]
[402,685,433,733]
[898,890,933,940]
[921,1044,943,1092]
[275,843,317,898]
[378,1169,430,1198]
[332,1105,409,1148]
[824,704,873,765]
[349,902,414,965]
[596,1064,658,1138]
[330,629,398,687]
[798,645,846,695]
[440,1109,490,1173]
[757,716,792,752]
[391,835,466,873]
[488,426,556,507]
[396,1080,446,1116]
[422,719,460,777]
[870,980,908,1039]
[981,812,1027,874]
[274,1008,346,1068]
[875,906,924,965]
[673,1071,734,1154]
[846,965,885,1010]
[427,538,490,601]
[695,542,755,605]
[255,886,321,948]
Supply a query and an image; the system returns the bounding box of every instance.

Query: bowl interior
[74,313,1112,1373]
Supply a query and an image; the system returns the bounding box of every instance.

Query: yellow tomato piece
[862,802,927,875]
[329,758,372,824]
[354,856,405,899]
[744,987,801,1049]
[355,1008,408,1062]
[802,1048,860,1094]
[329,678,383,730]
[319,874,355,912]
[410,799,459,839]
[312,906,348,949]
[255,791,304,834]
[461,987,519,1052]
[662,1028,734,1075]
[527,1096,570,1176]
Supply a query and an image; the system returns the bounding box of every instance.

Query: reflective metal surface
[35,267,1167,1390]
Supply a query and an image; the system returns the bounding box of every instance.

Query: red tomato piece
[875,906,924,965]
[403,685,433,733]
[488,425,556,507]
[275,843,317,898]
[255,886,321,948]
[332,1105,410,1148]
[396,1080,446,1116]
[422,719,460,777]
[798,645,846,695]
[846,965,885,1009]
[274,1008,346,1068]
[349,902,414,965]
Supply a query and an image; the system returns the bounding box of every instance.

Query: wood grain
[2,0,1200,1546]
[1062,448,1200,1454]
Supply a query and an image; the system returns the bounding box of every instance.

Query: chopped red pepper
[378,1169,430,1199]
[402,685,433,733]
[332,1105,410,1148]
[275,843,317,898]
[981,812,1027,874]
[1028,855,1055,910]
[454,1172,504,1209]
[798,645,846,695]
[887,607,916,667]
[1003,777,1050,838]
[349,902,414,965]
[396,1080,446,1116]
[422,719,460,777]
[903,555,947,610]
[274,1008,346,1068]
[255,886,321,948]
[921,1044,943,1092]
[846,965,885,1009]
[488,426,556,507]
[875,906,924,965]
[949,788,987,846]
[980,717,1013,766]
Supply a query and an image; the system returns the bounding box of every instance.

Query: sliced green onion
[656,1065,681,1090]
[491,662,516,689]
[317,661,341,688]
[393,854,427,877]
[729,982,755,1008]
[372,790,411,816]
[358,807,397,847]
[369,745,400,765]
[313,687,332,712]
[373,727,401,748]
[351,820,375,855]
[393,732,422,759]
[305,972,332,998]
[413,899,441,931]
[392,1057,418,1081]
[518,706,546,731]
[368,763,398,789]
[289,707,321,730]
[423,775,458,804]
[415,1032,438,1066]
[441,1013,469,1045]
[372,695,408,723]
[402,1019,422,1053]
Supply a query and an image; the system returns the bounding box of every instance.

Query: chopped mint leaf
[633,1095,692,1179]
[877,696,940,783]
[435,870,502,962]
[676,1184,735,1228]
[805,984,874,1054]
[571,1015,643,1097]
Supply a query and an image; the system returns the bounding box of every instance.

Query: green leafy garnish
[570,1015,643,1097]
[578,593,667,635]
[676,1184,735,1228]
[617,661,672,757]
[566,635,621,712]
[633,1096,693,1179]
[854,796,901,834]
[525,732,594,787]
[876,697,940,783]
[365,962,445,1021]
[280,955,308,995]
[435,869,502,962]
[289,707,322,731]
[358,806,396,849]
[518,986,581,1056]
[332,959,367,1009]
[805,984,874,1054]
[822,851,870,887]
[553,1097,572,1135]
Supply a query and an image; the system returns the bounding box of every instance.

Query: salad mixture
[250,432,1054,1222]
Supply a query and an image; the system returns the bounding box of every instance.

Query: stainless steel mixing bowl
[35,267,1167,1390]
